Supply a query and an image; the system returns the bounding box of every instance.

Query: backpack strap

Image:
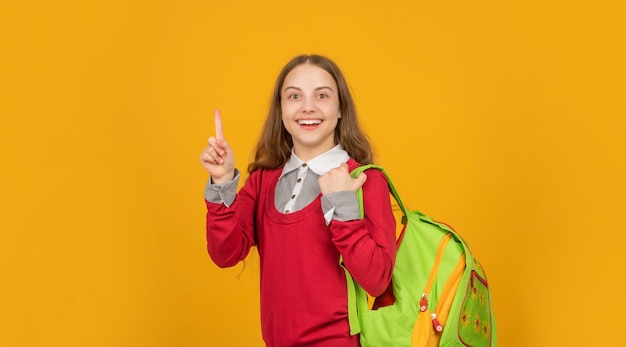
[350,164,409,217]
[351,164,440,224]
[341,256,364,335]
[342,164,412,336]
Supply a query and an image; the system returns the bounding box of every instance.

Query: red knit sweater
[205,159,396,347]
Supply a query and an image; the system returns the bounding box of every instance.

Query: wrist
[211,170,235,185]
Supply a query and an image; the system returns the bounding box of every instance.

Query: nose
[302,96,315,113]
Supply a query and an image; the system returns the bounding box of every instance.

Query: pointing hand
[200,109,235,183]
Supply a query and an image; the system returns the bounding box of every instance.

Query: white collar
[280,144,350,178]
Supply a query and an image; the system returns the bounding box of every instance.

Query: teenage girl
[200,54,396,347]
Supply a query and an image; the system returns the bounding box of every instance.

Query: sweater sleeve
[328,169,397,297]
[205,170,260,268]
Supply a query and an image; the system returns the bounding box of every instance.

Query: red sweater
[205,159,396,347]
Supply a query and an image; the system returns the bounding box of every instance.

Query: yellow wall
[2,1,624,346]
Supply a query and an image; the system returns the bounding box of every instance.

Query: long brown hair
[248,54,374,173]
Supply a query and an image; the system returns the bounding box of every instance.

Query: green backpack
[344,165,497,347]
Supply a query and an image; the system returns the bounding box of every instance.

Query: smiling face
[280,63,341,161]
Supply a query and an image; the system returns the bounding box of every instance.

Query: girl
[200,54,396,347]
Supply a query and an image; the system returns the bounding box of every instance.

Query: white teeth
[298,119,322,125]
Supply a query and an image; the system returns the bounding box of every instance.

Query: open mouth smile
[298,119,322,126]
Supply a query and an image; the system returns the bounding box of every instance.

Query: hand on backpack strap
[319,163,368,195]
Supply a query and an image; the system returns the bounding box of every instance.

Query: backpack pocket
[457,258,494,347]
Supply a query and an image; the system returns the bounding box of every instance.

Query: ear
[338,112,342,119]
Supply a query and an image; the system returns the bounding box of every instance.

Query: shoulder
[246,166,283,183]
[347,159,388,188]
[346,158,360,171]
[357,164,393,211]
[347,159,384,177]
[362,169,388,191]
[240,166,283,200]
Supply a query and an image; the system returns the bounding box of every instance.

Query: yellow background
[2,1,625,346]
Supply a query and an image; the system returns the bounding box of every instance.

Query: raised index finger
[214,108,224,140]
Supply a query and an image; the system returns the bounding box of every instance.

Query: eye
[318,93,328,99]
[287,94,300,100]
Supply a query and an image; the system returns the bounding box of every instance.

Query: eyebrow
[282,86,335,93]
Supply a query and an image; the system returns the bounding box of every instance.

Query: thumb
[354,172,368,190]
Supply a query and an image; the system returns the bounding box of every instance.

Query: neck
[293,143,336,162]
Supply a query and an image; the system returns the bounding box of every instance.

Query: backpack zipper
[429,255,466,332]
[419,231,467,334]
[419,232,453,312]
